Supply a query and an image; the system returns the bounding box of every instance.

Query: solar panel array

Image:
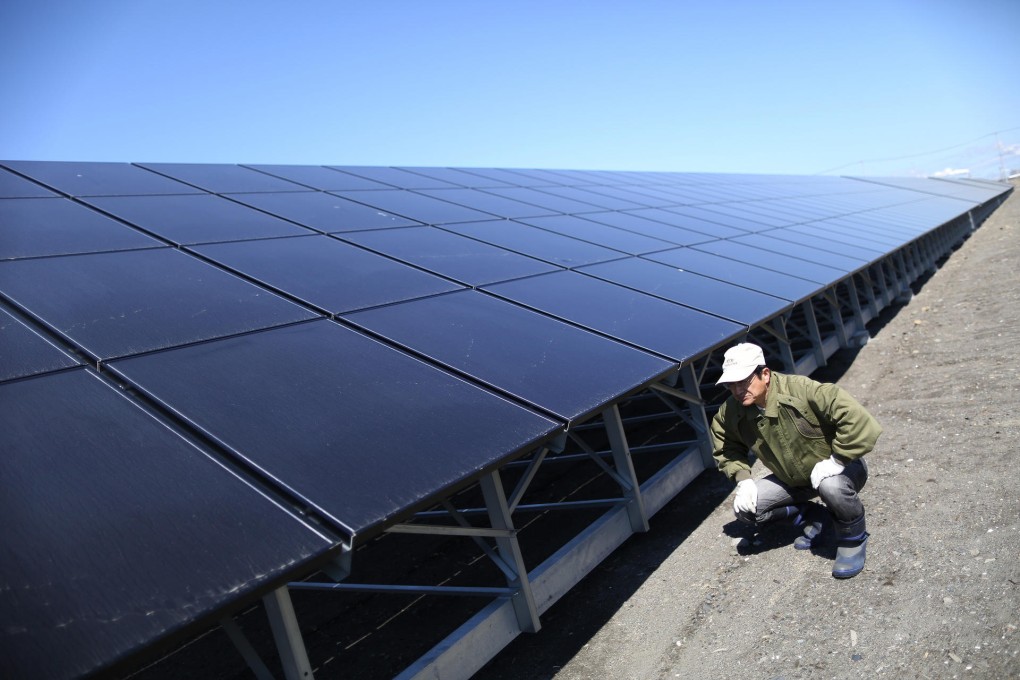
[0,161,1010,679]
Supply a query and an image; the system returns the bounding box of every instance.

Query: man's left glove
[733,479,758,514]
[810,455,845,489]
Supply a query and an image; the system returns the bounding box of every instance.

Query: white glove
[733,479,758,514]
[810,455,845,489]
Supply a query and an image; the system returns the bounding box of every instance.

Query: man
[710,342,882,578]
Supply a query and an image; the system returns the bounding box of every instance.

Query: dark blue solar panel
[786,222,897,253]
[531,185,645,210]
[137,163,309,194]
[334,189,496,225]
[693,239,848,284]
[190,235,463,314]
[478,186,604,214]
[580,211,718,246]
[0,369,336,680]
[439,219,626,267]
[514,215,676,255]
[225,191,419,232]
[654,204,758,232]
[729,233,871,272]
[342,290,676,423]
[645,247,821,302]
[418,188,557,218]
[395,167,514,188]
[483,270,743,361]
[244,164,392,191]
[578,257,792,325]
[0,248,318,361]
[742,229,885,264]
[0,198,165,260]
[338,226,559,286]
[0,161,203,196]
[0,167,57,197]
[0,306,80,382]
[629,208,750,239]
[83,193,316,245]
[108,320,561,538]
[330,166,461,189]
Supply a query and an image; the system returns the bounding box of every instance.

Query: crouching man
[711,343,882,578]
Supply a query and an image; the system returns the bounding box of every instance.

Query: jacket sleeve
[710,399,753,482]
[809,381,883,461]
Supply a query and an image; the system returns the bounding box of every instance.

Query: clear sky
[2,1,1018,179]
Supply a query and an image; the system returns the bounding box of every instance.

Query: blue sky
[2,1,1018,178]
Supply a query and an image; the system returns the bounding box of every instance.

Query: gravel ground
[475,180,1020,680]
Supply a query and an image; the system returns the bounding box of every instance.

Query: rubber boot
[832,514,869,578]
[832,533,869,578]
[793,520,824,550]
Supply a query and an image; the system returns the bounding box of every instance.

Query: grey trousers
[735,458,869,540]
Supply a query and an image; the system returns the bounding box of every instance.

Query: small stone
[949,652,962,663]
[850,630,858,647]
[851,654,863,661]
[944,597,953,605]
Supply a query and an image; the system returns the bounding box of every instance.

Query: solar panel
[418,188,558,218]
[440,219,628,267]
[137,162,311,193]
[645,247,821,302]
[0,197,164,259]
[581,210,719,245]
[190,235,464,314]
[338,226,559,286]
[108,320,561,538]
[0,167,57,197]
[245,164,393,190]
[342,289,676,423]
[1,161,203,196]
[482,270,745,361]
[224,190,419,232]
[0,306,80,382]
[513,214,677,255]
[577,256,792,325]
[83,193,317,245]
[692,239,850,284]
[333,189,498,224]
[0,248,318,361]
[0,369,337,680]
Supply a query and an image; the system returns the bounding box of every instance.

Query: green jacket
[711,371,882,488]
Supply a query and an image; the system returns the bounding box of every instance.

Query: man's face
[726,367,770,407]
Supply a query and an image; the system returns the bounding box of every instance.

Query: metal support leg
[479,471,541,634]
[678,363,714,469]
[221,617,274,680]
[602,404,650,533]
[800,299,827,369]
[263,587,314,680]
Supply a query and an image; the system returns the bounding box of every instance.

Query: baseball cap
[716,343,766,385]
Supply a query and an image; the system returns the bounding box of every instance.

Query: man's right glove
[733,479,758,514]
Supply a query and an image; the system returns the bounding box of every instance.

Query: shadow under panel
[483,270,744,361]
[0,369,336,680]
[342,289,676,424]
[108,320,561,539]
[0,248,317,361]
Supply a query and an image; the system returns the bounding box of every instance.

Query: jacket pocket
[782,403,825,439]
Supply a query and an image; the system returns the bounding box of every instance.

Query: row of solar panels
[0,161,1011,679]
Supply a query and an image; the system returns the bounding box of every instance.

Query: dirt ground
[474,180,1020,680]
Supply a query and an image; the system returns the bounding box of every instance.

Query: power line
[814,126,1020,175]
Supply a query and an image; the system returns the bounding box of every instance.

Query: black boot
[832,515,868,579]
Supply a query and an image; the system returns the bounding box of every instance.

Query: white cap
[716,343,766,385]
